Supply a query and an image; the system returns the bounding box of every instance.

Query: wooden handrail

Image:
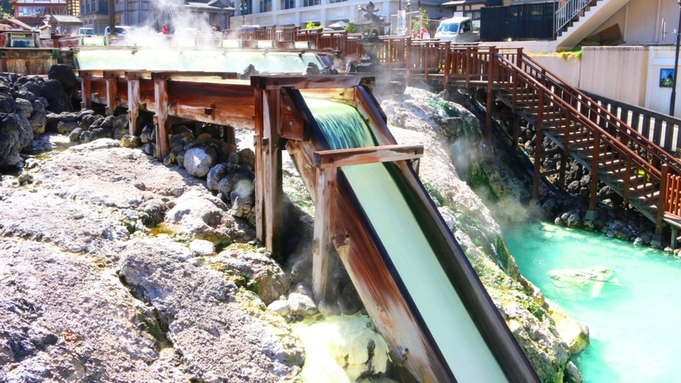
[492,52,664,209]
[518,54,681,171]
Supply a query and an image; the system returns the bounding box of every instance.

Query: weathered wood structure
[75,69,539,382]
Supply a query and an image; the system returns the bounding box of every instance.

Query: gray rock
[29,99,46,134]
[184,147,217,178]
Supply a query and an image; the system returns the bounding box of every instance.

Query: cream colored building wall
[646,46,679,115]
[579,46,648,107]
[528,55,581,87]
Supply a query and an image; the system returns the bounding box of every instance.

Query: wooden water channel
[75,40,681,243]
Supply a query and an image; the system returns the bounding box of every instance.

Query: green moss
[422,180,446,207]
[425,98,460,118]
[135,307,169,347]
[468,163,499,203]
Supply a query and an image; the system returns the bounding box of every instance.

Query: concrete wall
[580,46,648,107]
[529,54,581,87]
[526,45,680,117]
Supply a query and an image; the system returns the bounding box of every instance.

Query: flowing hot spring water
[292,97,507,382]
[503,222,681,383]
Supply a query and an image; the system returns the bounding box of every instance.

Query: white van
[434,17,479,44]
[78,27,96,37]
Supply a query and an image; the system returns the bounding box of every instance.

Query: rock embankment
[2,69,587,382]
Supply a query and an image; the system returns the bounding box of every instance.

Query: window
[260,0,271,12]
[281,0,294,9]
[329,0,346,3]
[303,0,319,7]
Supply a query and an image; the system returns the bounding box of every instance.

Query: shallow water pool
[503,222,681,383]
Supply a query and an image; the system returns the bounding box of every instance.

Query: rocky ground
[0,70,608,382]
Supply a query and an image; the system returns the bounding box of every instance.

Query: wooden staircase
[490,52,681,234]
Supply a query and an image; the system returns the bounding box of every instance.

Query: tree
[411,7,430,36]
[1,0,13,19]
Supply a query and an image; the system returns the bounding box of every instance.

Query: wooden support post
[254,89,266,244]
[512,113,520,150]
[153,74,169,161]
[104,71,117,116]
[443,42,451,86]
[262,90,283,256]
[532,89,544,201]
[657,164,669,236]
[80,71,92,110]
[313,167,336,302]
[485,46,495,144]
[127,72,141,136]
[588,131,600,211]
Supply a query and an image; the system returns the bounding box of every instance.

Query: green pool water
[503,222,681,383]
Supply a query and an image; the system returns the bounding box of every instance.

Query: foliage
[344,23,358,33]
[411,7,430,35]
[1,0,13,18]
[305,21,322,30]
[558,48,582,61]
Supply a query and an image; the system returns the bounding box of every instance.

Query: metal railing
[555,0,597,37]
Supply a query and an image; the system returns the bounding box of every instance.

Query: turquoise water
[504,222,681,383]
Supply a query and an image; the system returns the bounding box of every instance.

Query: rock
[184,147,217,177]
[267,298,290,316]
[190,239,216,256]
[29,99,46,134]
[0,114,24,168]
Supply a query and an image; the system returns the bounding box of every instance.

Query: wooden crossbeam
[313,144,424,168]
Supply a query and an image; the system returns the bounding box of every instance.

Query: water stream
[301,96,508,382]
[503,222,681,383]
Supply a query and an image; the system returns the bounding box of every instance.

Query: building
[9,0,69,28]
[78,0,234,35]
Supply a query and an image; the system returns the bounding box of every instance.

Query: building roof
[0,18,33,31]
[47,14,83,24]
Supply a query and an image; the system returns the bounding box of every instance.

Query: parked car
[78,27,96,37]
[434,17,479,44]
[104,26,134,36]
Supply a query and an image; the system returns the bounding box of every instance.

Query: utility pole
[670,1,681,116]
[108,0,116,36]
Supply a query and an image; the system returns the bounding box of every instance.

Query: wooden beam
[153,74,169,160]
[313,144,424,168]
[262,89,283,256]
[127,72,141,136]
[80,71,92,109]
[312,166,336,302]
[104,71,119,115]
[251,74,372,91]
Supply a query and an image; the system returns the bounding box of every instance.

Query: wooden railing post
[485,46,496,144]
[443,42,451,85]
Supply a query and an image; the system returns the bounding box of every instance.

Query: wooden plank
[355,85,396,145]
[127,73,141,136]
[262,89,283,256]
[251,74,372,91]
[280,87,309,141]
[312,167,336,302]
[254,88,265,244]
[153,74,169,160]
[313,144,423,168]
[104,72,118,115]
[166,81,254,126]
[80,71,92,109]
